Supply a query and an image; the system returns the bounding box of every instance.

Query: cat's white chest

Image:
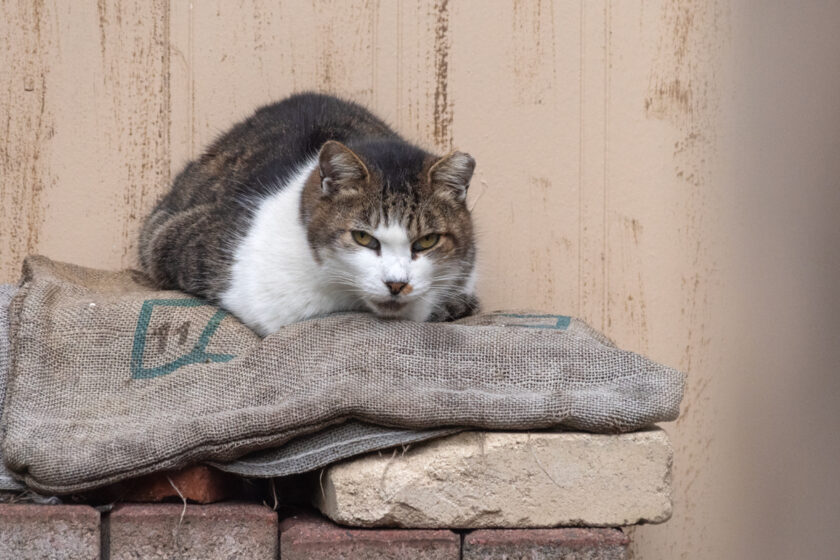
[220,161,361,335]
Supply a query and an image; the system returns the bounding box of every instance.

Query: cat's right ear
[318,141,369,196]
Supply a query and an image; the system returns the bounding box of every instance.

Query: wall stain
[104,1,170,265]
[309,1,377,101]
[618,215,649,353]
[645,77,692,116]
[633,2,727,558]
[0,0,51,281]
[511,0,556,104]
[432,0,452,151]
[644,0,722,128]
[96,0,108,61]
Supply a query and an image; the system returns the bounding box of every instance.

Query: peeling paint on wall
[631,1,726,558]
[512,0,557,105]
[430,0,453,151]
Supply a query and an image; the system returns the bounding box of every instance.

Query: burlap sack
[1,257,684,494]
[0,285,24,491]
[1,284,455,485]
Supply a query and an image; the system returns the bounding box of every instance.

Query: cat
[139,92,479,335]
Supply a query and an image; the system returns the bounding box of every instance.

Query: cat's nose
[385,281,409,296]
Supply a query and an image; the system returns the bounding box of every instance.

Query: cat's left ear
[428,151,475,202]
[318,140,369,196]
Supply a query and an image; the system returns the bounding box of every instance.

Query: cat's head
[300,139,477,321]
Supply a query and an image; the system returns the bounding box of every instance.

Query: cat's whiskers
[322,270,363,287]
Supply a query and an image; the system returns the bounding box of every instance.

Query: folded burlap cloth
[0,257,684,494]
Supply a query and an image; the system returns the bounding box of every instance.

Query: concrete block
[315,429,672,528]
[280,512,460,559]
[464,528,629,559]
[0,504,100,560]
[107,502,277,560]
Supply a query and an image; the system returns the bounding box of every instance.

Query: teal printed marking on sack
[131,298,235,379]
[497,313,571,330]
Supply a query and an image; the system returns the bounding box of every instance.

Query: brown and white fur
[139,93,478,335]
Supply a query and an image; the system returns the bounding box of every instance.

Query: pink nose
[385,281,408,295]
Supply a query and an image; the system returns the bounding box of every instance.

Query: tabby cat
[139,93,479,335]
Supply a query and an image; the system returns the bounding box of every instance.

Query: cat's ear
[318,140,369,195]
[428,151,475,202]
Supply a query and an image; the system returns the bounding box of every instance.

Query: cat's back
[139,93,397,298]
[219,94,397,193]
[174,93,397,205]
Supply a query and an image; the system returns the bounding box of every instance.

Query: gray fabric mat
[2,257,685,494]
[211,422,462,477]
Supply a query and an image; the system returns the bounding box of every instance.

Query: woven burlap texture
[1,285,455,484]
[0,285,24,491]
[1,257,685,494]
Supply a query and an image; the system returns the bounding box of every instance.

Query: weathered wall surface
[0,2,725,558]
[4,2,838,559]
[1,1,170,275]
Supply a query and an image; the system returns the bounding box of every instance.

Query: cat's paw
[429,293,480,322]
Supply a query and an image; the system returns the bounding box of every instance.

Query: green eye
[412,233,440,252]
[352,230,379,249]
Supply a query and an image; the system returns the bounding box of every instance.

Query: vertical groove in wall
[603,0,611,329]
[578,0,585,318]
[188,2,195,159]
[395,1,403,126]
[578,0,609,332]
[162,0,172,187]
[370,0,379,109]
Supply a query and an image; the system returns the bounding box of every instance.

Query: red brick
[0,504,100,560]
[108,502,277,560]
[463,528,629,560]
[280,512,460,560]
[116,465,236,504]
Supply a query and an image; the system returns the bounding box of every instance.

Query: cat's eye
[352,230,380,249]
[412,233,440,252]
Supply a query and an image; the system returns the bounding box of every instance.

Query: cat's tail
[138,206,177,288]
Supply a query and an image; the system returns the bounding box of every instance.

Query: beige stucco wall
[2,2,838,558]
